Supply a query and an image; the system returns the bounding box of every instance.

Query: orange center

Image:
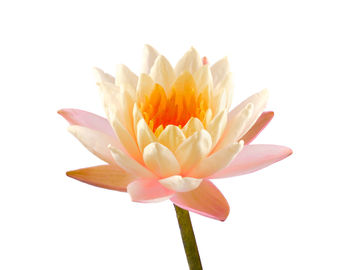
[138,72,209,135]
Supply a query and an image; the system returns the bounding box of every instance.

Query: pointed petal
[211,144,293,178]
[215,72,234,110]
[136,119,157,152]
[194,65,213,94]
[182,117,204,138]
[240,111,274,145]
[213,103,254,153]
[228,88,269,136]
[141,44,159,74]
[143,143,180,178]
[175,130,212,174]
[109,145,156,180]
[171,180,230,221]
[158,125,186,153]
[159,176,202,192]
[93,67,115,84]
[136,73,154,103]
[115,64,138,90]
[206,109,228,148]
[68,125,120,165]
[150,55,175,94]
[58,108,116,138]
[127,179,174,203]
[66,165,134,192]
[211,57,230,88]
[188,141,244,178]
[174,47,202,76]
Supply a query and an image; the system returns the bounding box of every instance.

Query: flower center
[138,72,209,135]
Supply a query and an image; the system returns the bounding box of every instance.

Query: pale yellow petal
[109,145,156,179]
[158,125,186,153]
[133,103,144,134]
[213,103,254,153]
[141,44,159,74]
[136,73,154,103]
[159,175,202,192]
[150,55,176,94]
[136,118,157,152]
[182,117,204,138]
[143,142,180,178]
[204,109,213,127]
[211,56,230,88]
[188,141,244,178]
[93,67,115,84]
[175,130,212,174]
[193,65,213,94]
[174,47,202,76]
[206,109,228,149]
[115,64,138,90]
[215,72,234,109]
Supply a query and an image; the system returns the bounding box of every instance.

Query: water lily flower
[59,45,292,222]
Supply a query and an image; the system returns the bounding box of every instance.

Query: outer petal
[211,144,293,179]
[188,141,244,179]
[194,65,213,94]
[141,44,159,74]
[150,55,176,94]
[171,180,230,221]
[109,145,157,180]
[143,143,181,178]
[212,103,254,153]
[211,57,230,88]
[68,125,120,165]
[93,67,115,84]
[174,47,202,76]
[66,165,134,192]
[175,130,212,174]
[58,108,116,138]
[127,179,175,203]
[240,111,274,145]
[159,176,202,192]
[228,88,269,137]
[115,64,138,91]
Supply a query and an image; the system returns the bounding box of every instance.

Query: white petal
[115,64,138,90]
[136,118,157,152]
[136,73,154,103]
[133,103,144,134]
[93,67,115,84]
[194,65,213,94]
[150,55,176,94]
[215,72,234,109]
[109,145,156,179]
[206,109,227,149]
[159,175,202,192]
[174,47,202,76]
[228,89,269,136]
[141,44,159,74]
[158,125,186,153]
[68,125,117,165]
[213,103,254,153]
[188,141,244,178]
[175,130,212,173]
[211,57,230,88]
[143,143,181,178]
[98,81,121,122]
[182,117,204,138]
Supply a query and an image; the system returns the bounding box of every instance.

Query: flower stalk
[174,204,203,270]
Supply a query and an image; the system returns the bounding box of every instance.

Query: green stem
[174,204,203,270]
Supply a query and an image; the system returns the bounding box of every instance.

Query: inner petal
[138,71,209,132]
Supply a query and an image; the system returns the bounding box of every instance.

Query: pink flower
[59,45,292,221]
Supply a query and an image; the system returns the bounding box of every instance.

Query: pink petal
[171,180,230,221]
[66,165,135,192]
[211,144,293,179]
[58,108,116,138]
[127,180,175,203]
[240,111,274,145]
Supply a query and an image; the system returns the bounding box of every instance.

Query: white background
[1,0,349,269]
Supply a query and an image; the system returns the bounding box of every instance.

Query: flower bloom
[59,45,292,221]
